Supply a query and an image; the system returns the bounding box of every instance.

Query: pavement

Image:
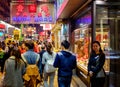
[0,72,86,87]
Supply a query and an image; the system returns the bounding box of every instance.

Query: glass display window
[96,5,120,72]
[74,24,91,67]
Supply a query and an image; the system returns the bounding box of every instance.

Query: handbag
[96,68,106,77]
[45,59,57,73]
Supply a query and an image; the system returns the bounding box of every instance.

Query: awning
[57,0,91,19]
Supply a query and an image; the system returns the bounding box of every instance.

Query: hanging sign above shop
[12,0,36,2]
[10,3,55,24]
[0,24,5,29]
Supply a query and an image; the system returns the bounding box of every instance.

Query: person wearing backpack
[21,41,40,87]
[42,42,56,87]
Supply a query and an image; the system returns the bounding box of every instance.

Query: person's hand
[89,71,93,77]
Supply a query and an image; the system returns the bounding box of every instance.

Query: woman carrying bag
[3,49,25,87]
[42,42,56,87]
[88,41,106,87]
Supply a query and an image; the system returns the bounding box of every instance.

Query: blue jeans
[58,76,72,87]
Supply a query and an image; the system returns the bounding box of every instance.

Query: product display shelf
[76,63,90,87]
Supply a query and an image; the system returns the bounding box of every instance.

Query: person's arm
[88,54,92,72]
[72,55,77,69]
[92,53,105,73]
[88,54,94,77]
[3,59,7,73]
[36,54,40,65]
[42,52,46,65]
[21,59,26,75]
[53,53,60,68]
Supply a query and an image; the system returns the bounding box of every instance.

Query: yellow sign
[13,30,20,40]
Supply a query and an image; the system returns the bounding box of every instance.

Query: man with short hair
[21,41,40,87]
[22,41,40,64]
[53,40,77,87]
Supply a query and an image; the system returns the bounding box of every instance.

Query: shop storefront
[51,22,62,51]
[93,1,120,87]
[71,1,120,87]
[60,23,69,42]
[71,7,91,87]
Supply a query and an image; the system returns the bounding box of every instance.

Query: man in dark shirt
[38,44,46,79]
[53,40,77,87]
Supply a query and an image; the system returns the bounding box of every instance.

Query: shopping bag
[45,59,56,73]
[96,68,106,77]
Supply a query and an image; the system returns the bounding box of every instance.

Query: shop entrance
[95,1,120,87]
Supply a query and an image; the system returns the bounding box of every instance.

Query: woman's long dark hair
[92,41,103,54]
[10,49,21,70]
[46,42,53,55]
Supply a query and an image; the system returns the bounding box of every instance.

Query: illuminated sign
[0,32,3,36]
[40,24,52,30]
[0,24,5,29]
[12,0,36,2]
[10,3,55,24]
[28,4,37,13]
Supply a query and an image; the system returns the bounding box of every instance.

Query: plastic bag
[45,59,56,73]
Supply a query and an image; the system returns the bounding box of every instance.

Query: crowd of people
[0,40,106,87]
[0,40,77,87]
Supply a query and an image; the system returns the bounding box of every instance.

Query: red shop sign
[0,24,5,29]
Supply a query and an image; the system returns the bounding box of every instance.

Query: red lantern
[0,24,5,29]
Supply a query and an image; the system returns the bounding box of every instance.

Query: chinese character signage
[10,2,56,24]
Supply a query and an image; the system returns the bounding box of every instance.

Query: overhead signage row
[10,3,56,24]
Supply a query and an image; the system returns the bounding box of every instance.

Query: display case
[73,24,91,87]
[74,24,91,66]
[72,1,120,87]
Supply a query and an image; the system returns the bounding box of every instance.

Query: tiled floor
[0,72,75,87]
[36,74,74,87]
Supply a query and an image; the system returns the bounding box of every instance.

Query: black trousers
[90,77,105,87]
[0,59,4,73]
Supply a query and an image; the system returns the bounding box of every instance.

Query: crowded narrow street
[0,0,120,87]
[0,71,87,87]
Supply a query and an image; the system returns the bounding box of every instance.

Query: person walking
[88,41,106,87]
[21,41,40,65]
[38,44,46,79]
[0,46,5,73]
[3,49,25,87]
[21,41,40,87]
[53,40,77,87]
[42,42,56,87]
